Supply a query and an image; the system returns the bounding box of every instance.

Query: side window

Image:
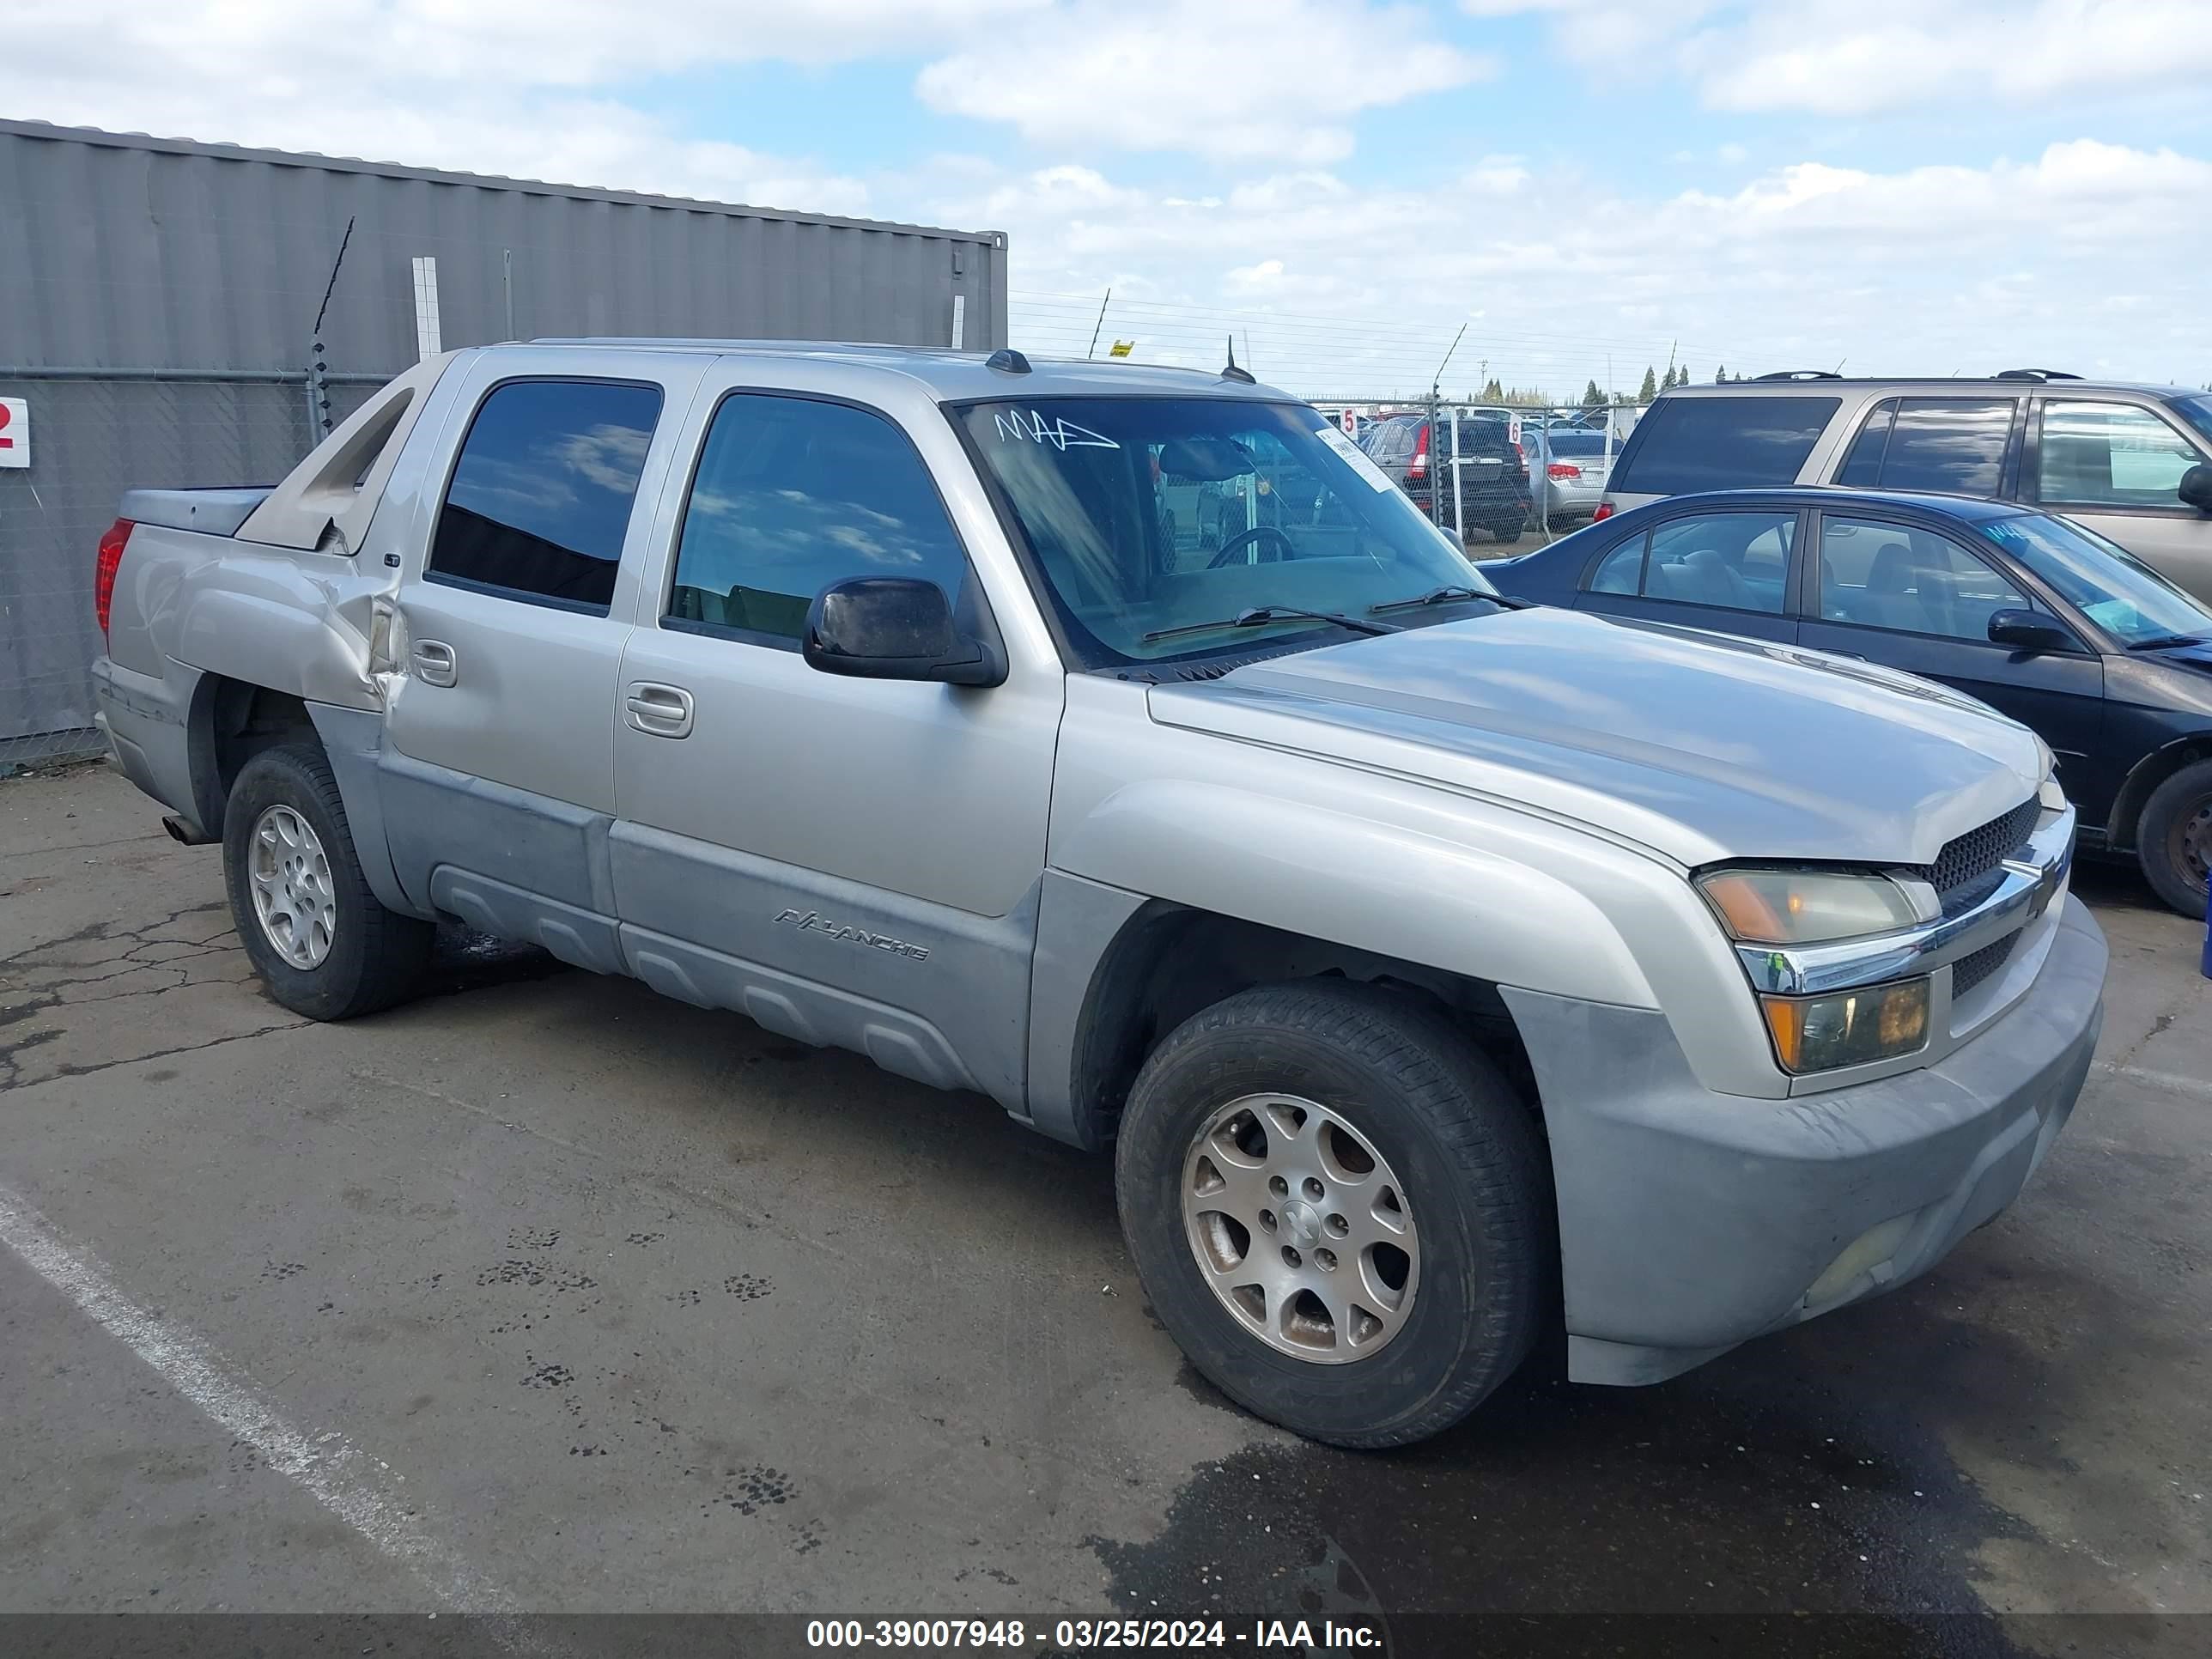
[1640,511,1796,613]
[1363,421,1407,463]
[665,394,969,644]
[2037,401,2203,507]
[1609,397,1838,493]
[1817,516,2027,641]
[428,380,662,612]
[1877,398,2014,495]
[1834,400,1897,487]
[1587,536,1644,594]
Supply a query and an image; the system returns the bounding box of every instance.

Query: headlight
[1696,867,1921,945]
[1761,979,1931,1073]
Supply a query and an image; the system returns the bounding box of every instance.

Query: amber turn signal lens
[1761,978,1931,1074]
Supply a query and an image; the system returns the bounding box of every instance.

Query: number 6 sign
[0,397,26,468]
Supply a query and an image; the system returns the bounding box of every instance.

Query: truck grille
[1949,934,2019,1000]
[1919,799,2039,916]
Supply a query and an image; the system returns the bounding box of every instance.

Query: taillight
[95,519,134,641]
[1547,463,1581,480]
[1591,501,1615,522]
[1407,422,1429,482]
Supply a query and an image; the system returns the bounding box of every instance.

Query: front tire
[222,743,432,1020]
[2136,758,2212,917]
[1115,981,1550,1449]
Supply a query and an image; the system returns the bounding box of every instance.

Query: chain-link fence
[2,118,1012,776]
[0,371,380,769]
[1309,398,1648,554]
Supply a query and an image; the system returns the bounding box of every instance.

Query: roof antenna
[1221,333,1255,385]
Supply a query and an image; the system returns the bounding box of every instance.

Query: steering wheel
[1207,525,1299,570]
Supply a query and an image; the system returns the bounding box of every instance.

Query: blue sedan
[1487,488,2212,915]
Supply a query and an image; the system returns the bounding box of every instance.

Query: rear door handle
[411,640,458,687]
[624,681,695,738]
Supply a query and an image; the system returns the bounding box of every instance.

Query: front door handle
[624,681,695,738]
[411,640,458,687]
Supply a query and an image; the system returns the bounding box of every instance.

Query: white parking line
[2094,1062,2212,1101]
[0,1182,525,1626]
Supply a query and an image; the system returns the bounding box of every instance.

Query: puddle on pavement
[1099,1292,2056,1659]
[417,927,570,999]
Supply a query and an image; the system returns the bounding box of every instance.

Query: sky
[9,0,2212,398]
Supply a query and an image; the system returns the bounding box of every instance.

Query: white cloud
[14,0,1047,86]
[8,0,2209,393]
[929,140,2212,393]
[917,0,1492,164]
[1475,0,2212,116]
[5,0,1044,212]
[1688,0,2212,115]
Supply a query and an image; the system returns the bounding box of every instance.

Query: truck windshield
[958,398,1495,665]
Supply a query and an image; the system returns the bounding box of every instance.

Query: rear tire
[1487,513,1526,544]
[1115,981,1551,1449]
[222,742,432,1019]
[2136,758,2212,917]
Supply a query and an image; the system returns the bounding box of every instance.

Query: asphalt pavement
[2,762,2206,1656]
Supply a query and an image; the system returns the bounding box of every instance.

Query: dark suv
[1360,410,1531,543]
[1599,373,2212,604]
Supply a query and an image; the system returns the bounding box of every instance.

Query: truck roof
[520,337,1290,401]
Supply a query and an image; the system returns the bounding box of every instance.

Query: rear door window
[1589,510,1797,613]
[1833,398,2014,495]
[428,379,662,612]
[1610,397,1838,493]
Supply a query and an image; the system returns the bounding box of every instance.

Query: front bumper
[1500,894,2106,1386]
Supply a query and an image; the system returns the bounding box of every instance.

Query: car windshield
[1982,514,2212,647]
[959,398,1494,665]
[2174,393,2212,447]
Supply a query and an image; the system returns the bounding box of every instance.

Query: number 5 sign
[0,397,26,468]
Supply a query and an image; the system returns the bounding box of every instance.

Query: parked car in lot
[1358,410,1530,541]
[1524,426,1616,526]
[93,342,2102,1448]
[1597,373,2212,605]
[1492,487,2212,915]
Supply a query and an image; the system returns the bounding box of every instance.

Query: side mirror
[2179,463,2212,514]
[1987,607,2077,653]
[803,578,1004,686]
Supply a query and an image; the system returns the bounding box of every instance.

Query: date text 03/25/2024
[804,1620,1384,1650]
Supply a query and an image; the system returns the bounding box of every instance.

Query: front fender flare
[1054,778,1659,1011]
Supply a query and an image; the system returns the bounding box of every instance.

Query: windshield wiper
[1141,605,1400,644]
[1367,584,1531,616]
[2125,633,2203,651]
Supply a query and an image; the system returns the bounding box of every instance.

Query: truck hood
[1146,608,2045,868]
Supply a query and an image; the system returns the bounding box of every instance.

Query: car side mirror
[803,578,1005,686]
[2179,463,2212,514]
[1987,607,2077,653]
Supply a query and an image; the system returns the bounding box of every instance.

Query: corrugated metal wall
[0,119,1009,755]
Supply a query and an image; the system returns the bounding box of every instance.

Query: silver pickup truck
[92,341,2106,1448]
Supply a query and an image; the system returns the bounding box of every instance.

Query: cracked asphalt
[2,762,2207,1654]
